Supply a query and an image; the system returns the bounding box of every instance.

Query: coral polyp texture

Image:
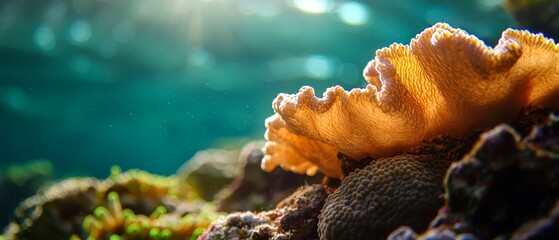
[318,154,451,240]
[389,114,559,239]
[262,22,559,178]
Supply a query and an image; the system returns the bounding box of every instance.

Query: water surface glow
[337,2,369,26]
[288,0,334,14]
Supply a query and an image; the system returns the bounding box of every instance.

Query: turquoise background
[0,0,515,178]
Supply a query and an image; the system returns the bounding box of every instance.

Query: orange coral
[262,114,341,178]
[263,23,559,178]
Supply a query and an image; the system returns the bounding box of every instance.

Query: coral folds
[263,22,559,178]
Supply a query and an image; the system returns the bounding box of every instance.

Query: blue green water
[0,0,514,191]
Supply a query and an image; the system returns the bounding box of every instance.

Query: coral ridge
[263,22,559,178]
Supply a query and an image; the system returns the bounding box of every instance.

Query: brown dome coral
[317,154,450,240]
[262,22,559,178]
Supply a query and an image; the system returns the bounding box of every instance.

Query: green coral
[4,159,53,186]
[77,191,218,240]
[2,167,214,240]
